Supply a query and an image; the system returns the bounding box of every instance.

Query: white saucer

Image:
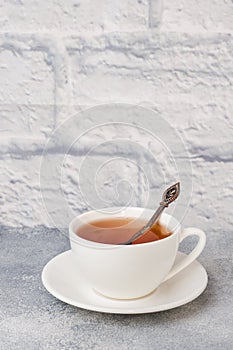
[42,250,208,314]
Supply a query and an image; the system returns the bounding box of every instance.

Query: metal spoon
[120,182,180,245]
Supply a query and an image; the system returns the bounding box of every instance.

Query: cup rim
[69,207,181,249]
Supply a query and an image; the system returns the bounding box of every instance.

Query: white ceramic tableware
[69,207,206,300]
[42,250,208,314]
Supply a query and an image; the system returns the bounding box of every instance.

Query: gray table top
[1,227,232,350]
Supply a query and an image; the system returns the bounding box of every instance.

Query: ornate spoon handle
[120,182,180,245]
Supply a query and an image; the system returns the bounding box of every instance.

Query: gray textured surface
[1,227,232,350]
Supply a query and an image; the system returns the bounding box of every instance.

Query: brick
[0,0,149,34]
[0,46,54,105]
[161,0,233,33]
[143,102,233,162]
[1,153,233,231]
[0,157,44,227]
[66,33,233,107]
[64,33,233,162]
[103,0,148,32]
[41,153,142,222]
[0,152,142,226]
[0,104,54,139]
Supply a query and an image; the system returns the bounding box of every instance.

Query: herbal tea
[76,217,172,244]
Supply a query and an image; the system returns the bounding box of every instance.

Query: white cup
[69,207,206,300]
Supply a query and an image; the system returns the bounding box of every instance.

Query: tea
[76,217,172,245]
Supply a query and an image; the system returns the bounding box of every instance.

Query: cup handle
[163,227,206,282]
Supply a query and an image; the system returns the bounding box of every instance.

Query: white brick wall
[0,0,232,231]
